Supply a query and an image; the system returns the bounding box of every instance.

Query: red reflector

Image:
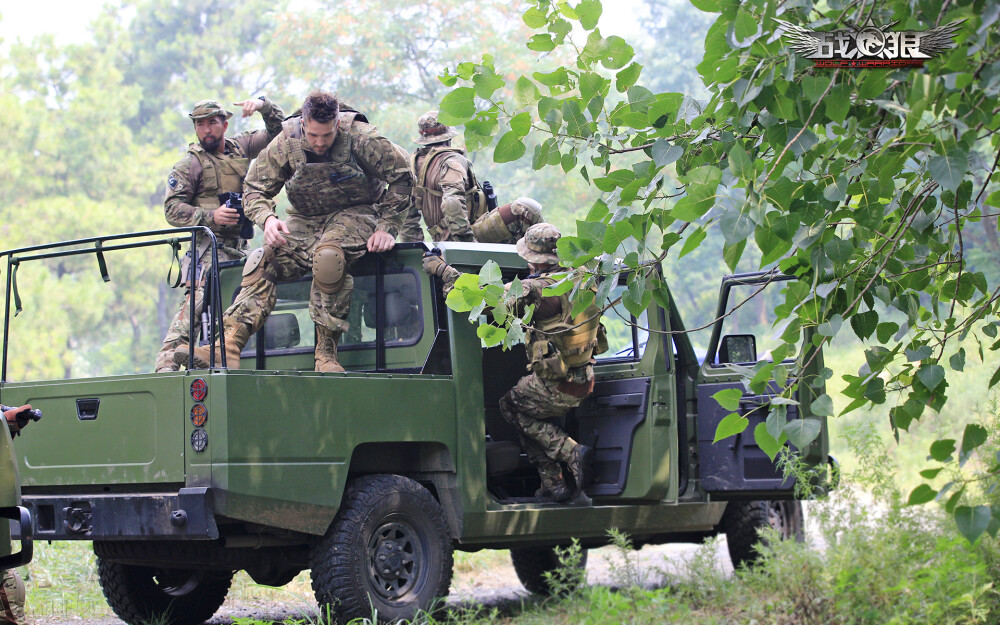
[190,403,207,427]
[190,379,207,401]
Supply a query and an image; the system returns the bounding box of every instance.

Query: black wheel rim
[367,520,425,602]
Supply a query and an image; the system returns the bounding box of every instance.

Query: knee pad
[241,246,276,287]
[313,242,346,294]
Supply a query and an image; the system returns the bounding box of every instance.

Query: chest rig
[283,114,379,217]
[187,141,249,248]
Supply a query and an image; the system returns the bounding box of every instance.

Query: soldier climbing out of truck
[424,223,607,502]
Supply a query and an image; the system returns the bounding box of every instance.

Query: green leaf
[577,0,602,30]
[478,260,502,285]
[850,310,878,340]
[562,100,592,137]
[679,226,707,258]
[920,467,943,479]
[723,240,746,272]
[907,484,937,506]
[622,278,652,317]
[477,323,507,347]
[916,364,946,390]
[754,422,784,460]
[522,7,547,28]
[527,34,556,51]
[493,131,527,163]
[651,140,683,166]
[712,388,743,411]
[616,62,643,93]
[514,76,541,108]
[955,506,992,544]
[930,439,956,462]
[961,423,988,457]
[927,149,968,192]
[601,35,634,69]
[438,87,476,124]
[509,112,532,137]
[713,412,750,443]
[734,9,757,43]
[783,417,822,448]
[672,165,722,221]
[810,394,834,417]
[950,348,966,372]
[728,143,752,178]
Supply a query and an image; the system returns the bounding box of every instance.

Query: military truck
[0,228,833,625]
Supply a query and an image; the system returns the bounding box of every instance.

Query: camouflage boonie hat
[517,223,561,265]
[415,110,459,145]
[188,100,233,121]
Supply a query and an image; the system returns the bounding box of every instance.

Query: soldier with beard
[156,97,285,372]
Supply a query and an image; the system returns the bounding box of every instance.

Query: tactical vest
[411,147,487,235]
[283,113,379,217]
[525,277,607,380]
[187,141,250,251]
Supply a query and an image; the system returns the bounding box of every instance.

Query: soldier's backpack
[411,147,488,228]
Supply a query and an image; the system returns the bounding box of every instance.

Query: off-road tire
[510,545,589,595]
[96,557,234,625]
[310,474,453,623]
[721,500,803,569]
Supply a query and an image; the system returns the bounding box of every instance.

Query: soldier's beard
[200,135,222,152]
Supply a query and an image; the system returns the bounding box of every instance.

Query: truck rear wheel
[96,558,234,625]
[310,475,453,622]
[721,500,803,569]
[510,544,589,595]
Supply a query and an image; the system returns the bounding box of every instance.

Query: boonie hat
[517,223,561,265]
[188,100,233,121]
[415,110,459,145]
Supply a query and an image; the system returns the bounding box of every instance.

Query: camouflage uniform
[0,569,23,625]
[425,224,603,500]
[155,97,285,372]
[177,110,412,371]
[400,111,542,244]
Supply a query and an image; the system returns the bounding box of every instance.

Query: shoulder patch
[168,174,178,189]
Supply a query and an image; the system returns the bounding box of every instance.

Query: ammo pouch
[595,322,609,356]
[527,337,569,380]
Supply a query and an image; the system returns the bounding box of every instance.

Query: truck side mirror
[719,334,757,364]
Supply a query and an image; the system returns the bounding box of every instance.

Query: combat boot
[174,319,250,370]
[566,444,594,492]
[534,462,571,502]
[315,326,345,373]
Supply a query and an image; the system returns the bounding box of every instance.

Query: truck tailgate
[1,374,186,487]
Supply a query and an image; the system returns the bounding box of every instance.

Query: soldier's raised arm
[231,96,287,159]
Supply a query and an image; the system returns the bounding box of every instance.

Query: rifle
[482,181,498,211]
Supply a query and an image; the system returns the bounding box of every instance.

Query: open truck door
[696,270,832,499]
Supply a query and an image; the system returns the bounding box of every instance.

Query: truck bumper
[12,487,218,540]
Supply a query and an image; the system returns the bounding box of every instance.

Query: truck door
[696,271,829,498]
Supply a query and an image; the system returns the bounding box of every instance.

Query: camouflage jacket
[243,117,413,237]
[400,147,474,242]
[163,97,285,231]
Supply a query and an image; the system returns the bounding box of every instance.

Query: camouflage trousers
[0,568,24,625]
[228,207,377,336]
[499,373,584,486]
[155,243,246,372]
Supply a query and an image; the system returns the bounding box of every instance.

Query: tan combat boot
[173,319,250,370]
[315,326,345,373]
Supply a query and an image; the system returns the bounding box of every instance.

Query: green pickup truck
[0,229,832,625]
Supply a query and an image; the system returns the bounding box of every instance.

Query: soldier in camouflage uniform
[155,96,286,372]
[424,223,605,501]
[175,90,413,372]
[0,403,33,625]
[399,111,543,244]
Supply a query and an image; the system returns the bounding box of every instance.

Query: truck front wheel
[96,558,234,625]
[510,544,589,595]
[721,500,803,569]
[310,475,453,622]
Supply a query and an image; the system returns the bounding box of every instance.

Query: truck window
[597,284,649,361]
[714,279,793,364]
[243,268,424,358]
